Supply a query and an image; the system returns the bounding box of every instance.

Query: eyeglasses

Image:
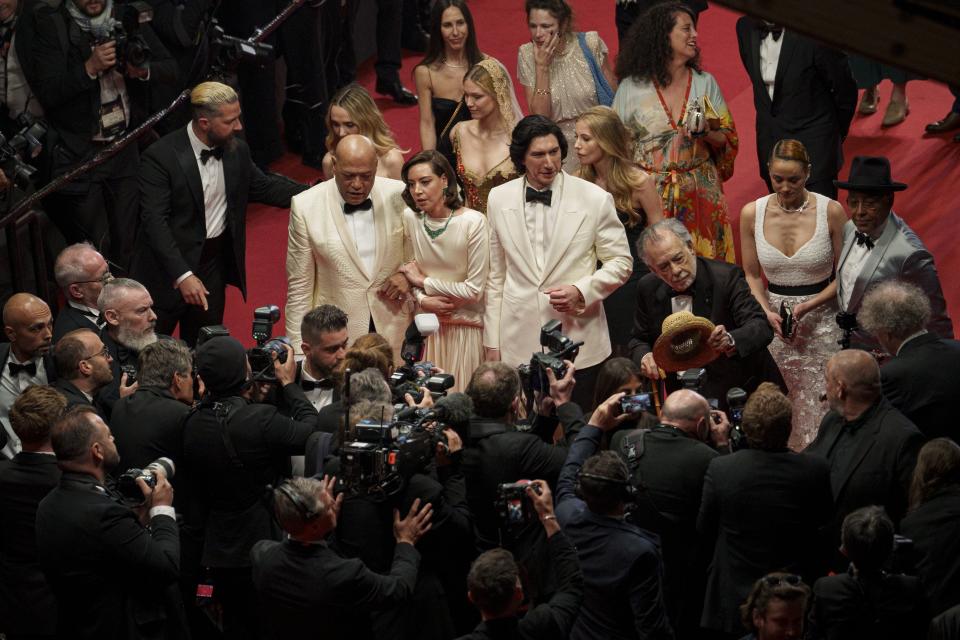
[763,574,803,588]
[72,271,114,286]
[82,346,110,361]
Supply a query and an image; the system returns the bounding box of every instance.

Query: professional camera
[495,480,542,531]
[517,320,584,396]
[836,311,858,349]
[389,314,454,402]
[725,387,748,450]
[679,367,707,393]
[116,457,175,505]
[0,111,47,192]
[248,305,292,382]
[96,1,155,71]
[208,21,275,75]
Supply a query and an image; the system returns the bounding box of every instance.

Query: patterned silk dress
[613,70,738,262]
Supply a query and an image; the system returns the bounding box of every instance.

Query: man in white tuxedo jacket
[285,135,412,359]
[484,115,632,406]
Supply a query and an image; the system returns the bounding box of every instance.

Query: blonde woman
[449,58,523,213]
[575,105,663,354]
[321,83,407,180]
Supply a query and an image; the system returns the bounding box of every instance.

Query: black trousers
[154,235,232,347]
[571,361,601,411]
[374,0,403,83]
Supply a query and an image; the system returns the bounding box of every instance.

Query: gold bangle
[535,88,552,96]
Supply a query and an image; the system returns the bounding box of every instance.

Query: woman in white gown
[740,139,847,449]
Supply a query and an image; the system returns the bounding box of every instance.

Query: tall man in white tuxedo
[484,115,632,406]
[285,135,412,359]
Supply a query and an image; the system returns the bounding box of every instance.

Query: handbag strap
[439,98,465,142]
[576,32,613,101]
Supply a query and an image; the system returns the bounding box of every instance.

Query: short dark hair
[138,339,192,388]
[841,506,894,574]
[524,0,574,33]
[401,150,463,212]
[466,362,520,419]
[579,451,631,515]
[301,305,349,343]
[50,405,100,462]
[467,548,519,615]
[742,382,792,450]
[509,115,567,175]
[53,329,96,380]
[739,572,810,633]
[10,385,67,445]
[592,357,642,411]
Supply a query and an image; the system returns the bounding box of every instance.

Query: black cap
[195,336,249,395]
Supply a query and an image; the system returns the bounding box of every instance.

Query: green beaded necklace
[421,207,456,240]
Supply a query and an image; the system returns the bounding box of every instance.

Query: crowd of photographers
[2,275,960,640]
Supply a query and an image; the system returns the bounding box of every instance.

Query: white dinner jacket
[483,172,632,369]
[284,177,411,359]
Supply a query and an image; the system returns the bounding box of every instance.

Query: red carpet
[225,1,960,346]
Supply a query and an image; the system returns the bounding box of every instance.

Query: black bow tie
[301,378,335,392]
[8,361,37,377]
[76,307,107,328]
[758,23,783,41]
[199,147,224,164]
[854,231,875,250]
[525,187,552,207]
[343,199,373,214]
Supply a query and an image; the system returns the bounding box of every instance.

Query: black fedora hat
[834,156,907,192]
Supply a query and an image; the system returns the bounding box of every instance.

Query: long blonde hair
[325,83,408,156]
[576,106,650,227]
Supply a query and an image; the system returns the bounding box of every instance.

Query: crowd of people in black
[1,0,960,640]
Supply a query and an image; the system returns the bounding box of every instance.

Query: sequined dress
[755,192,841,449]
[452,129,518,214]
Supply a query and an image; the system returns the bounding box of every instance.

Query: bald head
[334,135,377,166]
[333,134,379,207]
[3,293,54,360]
[660,389,710,432]
[828,350,881,402]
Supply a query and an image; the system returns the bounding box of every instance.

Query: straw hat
[652,311,719,372]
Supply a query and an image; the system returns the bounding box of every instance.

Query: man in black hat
[835,156,952,352]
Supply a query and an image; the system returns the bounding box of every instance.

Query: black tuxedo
[132,126,307,345]
[735,17,857,197]
[813,571,929,639]
[901,486,960,616]
[52,378,96,410]
[52,303,100,342]
[110,386,190,474]
[806,398,924,535]
[628,257,784,405]
[880,333,960,443]
[0,342,56,383]
[698,449,833,633]
[35,472,187,640]
[0,451,60,636]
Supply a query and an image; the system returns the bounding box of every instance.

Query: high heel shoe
[882,99,910,127]
[858,87,879,115]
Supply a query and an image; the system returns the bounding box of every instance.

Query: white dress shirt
[301,365,335,412]
[338,190,377,275]
[839,240,871,311]
[523,173,564,271]
[0,351,47,459]
[177,123,229,286]
[68,300,101,323]
[759,31,784,100]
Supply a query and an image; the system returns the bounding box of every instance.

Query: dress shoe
[925,111,960,133]
[882,99,910,127]
[858,87,879,115]
[375,80,418,106]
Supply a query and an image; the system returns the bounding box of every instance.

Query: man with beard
[1,293,55,459]
[35,406,187,639]
[132,81,308,346]
[52,328,118,413]
[97,278,159,417]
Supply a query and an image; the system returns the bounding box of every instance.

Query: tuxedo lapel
[222,144,242,232]
[173,131,204,217]
[836,223,856,304]
[771,31,797,108]
[691,258,715,319]
[747,26,769,108]
[369,183,390,279]
[498,180,538,277]
[542,201,586,283]
[327,185,371,281]
[848,217,898,311]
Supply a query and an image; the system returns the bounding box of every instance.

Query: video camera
[518,320,584,396]
[95,1,155,71]
[495,480,542,531]
[390,314,455,403]
[116,457,175,506]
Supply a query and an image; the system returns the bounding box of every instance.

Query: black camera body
[495,480,542,530]
[679,368,707,393]
[836,311,859,349]
[0,111,47,191]
[248,305,291,381]
[97,1,154,71]
[339,418,443,498]
[518,321,584,395]
[116,457,175,505]
[725,387,748,450]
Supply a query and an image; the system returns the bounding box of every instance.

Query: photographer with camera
[251,475,434,640]
[457,479,583,640]
[35,405,187,639]
[180,335,319,640]
[553,384,673,640]
[31,0,178,270]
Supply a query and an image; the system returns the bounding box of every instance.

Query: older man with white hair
[53,242,112,341]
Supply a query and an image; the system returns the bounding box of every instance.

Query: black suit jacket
[52,378,96,410]
[813,571,928,639]
[53,304,100,342]
[0,451,60,635]
[628,257,784,404]
[251,539,420,640]
[111,386,190,474]
[132,127,307,308]
[735,17,857,187]
[880,333,960,442]
[35,472,186,640]
[806,398,924,530]
[0,342,57,385]
[697,449,833,633]
[901,486,960,616]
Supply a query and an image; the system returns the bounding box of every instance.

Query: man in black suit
[610,388,726,638]
[806,350,924,541]
[32,0,178,270]
[52,242,110,342]
[735,17,857,198]
[132,81,308,346]
[110,339,192,473]
[859,280,960,443]
[1,293,55,459]
[36,405,187,639]
[52,328,115,412]
[251,475,432,640]
[629,219,784,405]
[0,385,66,640]
[698,383,833,636]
